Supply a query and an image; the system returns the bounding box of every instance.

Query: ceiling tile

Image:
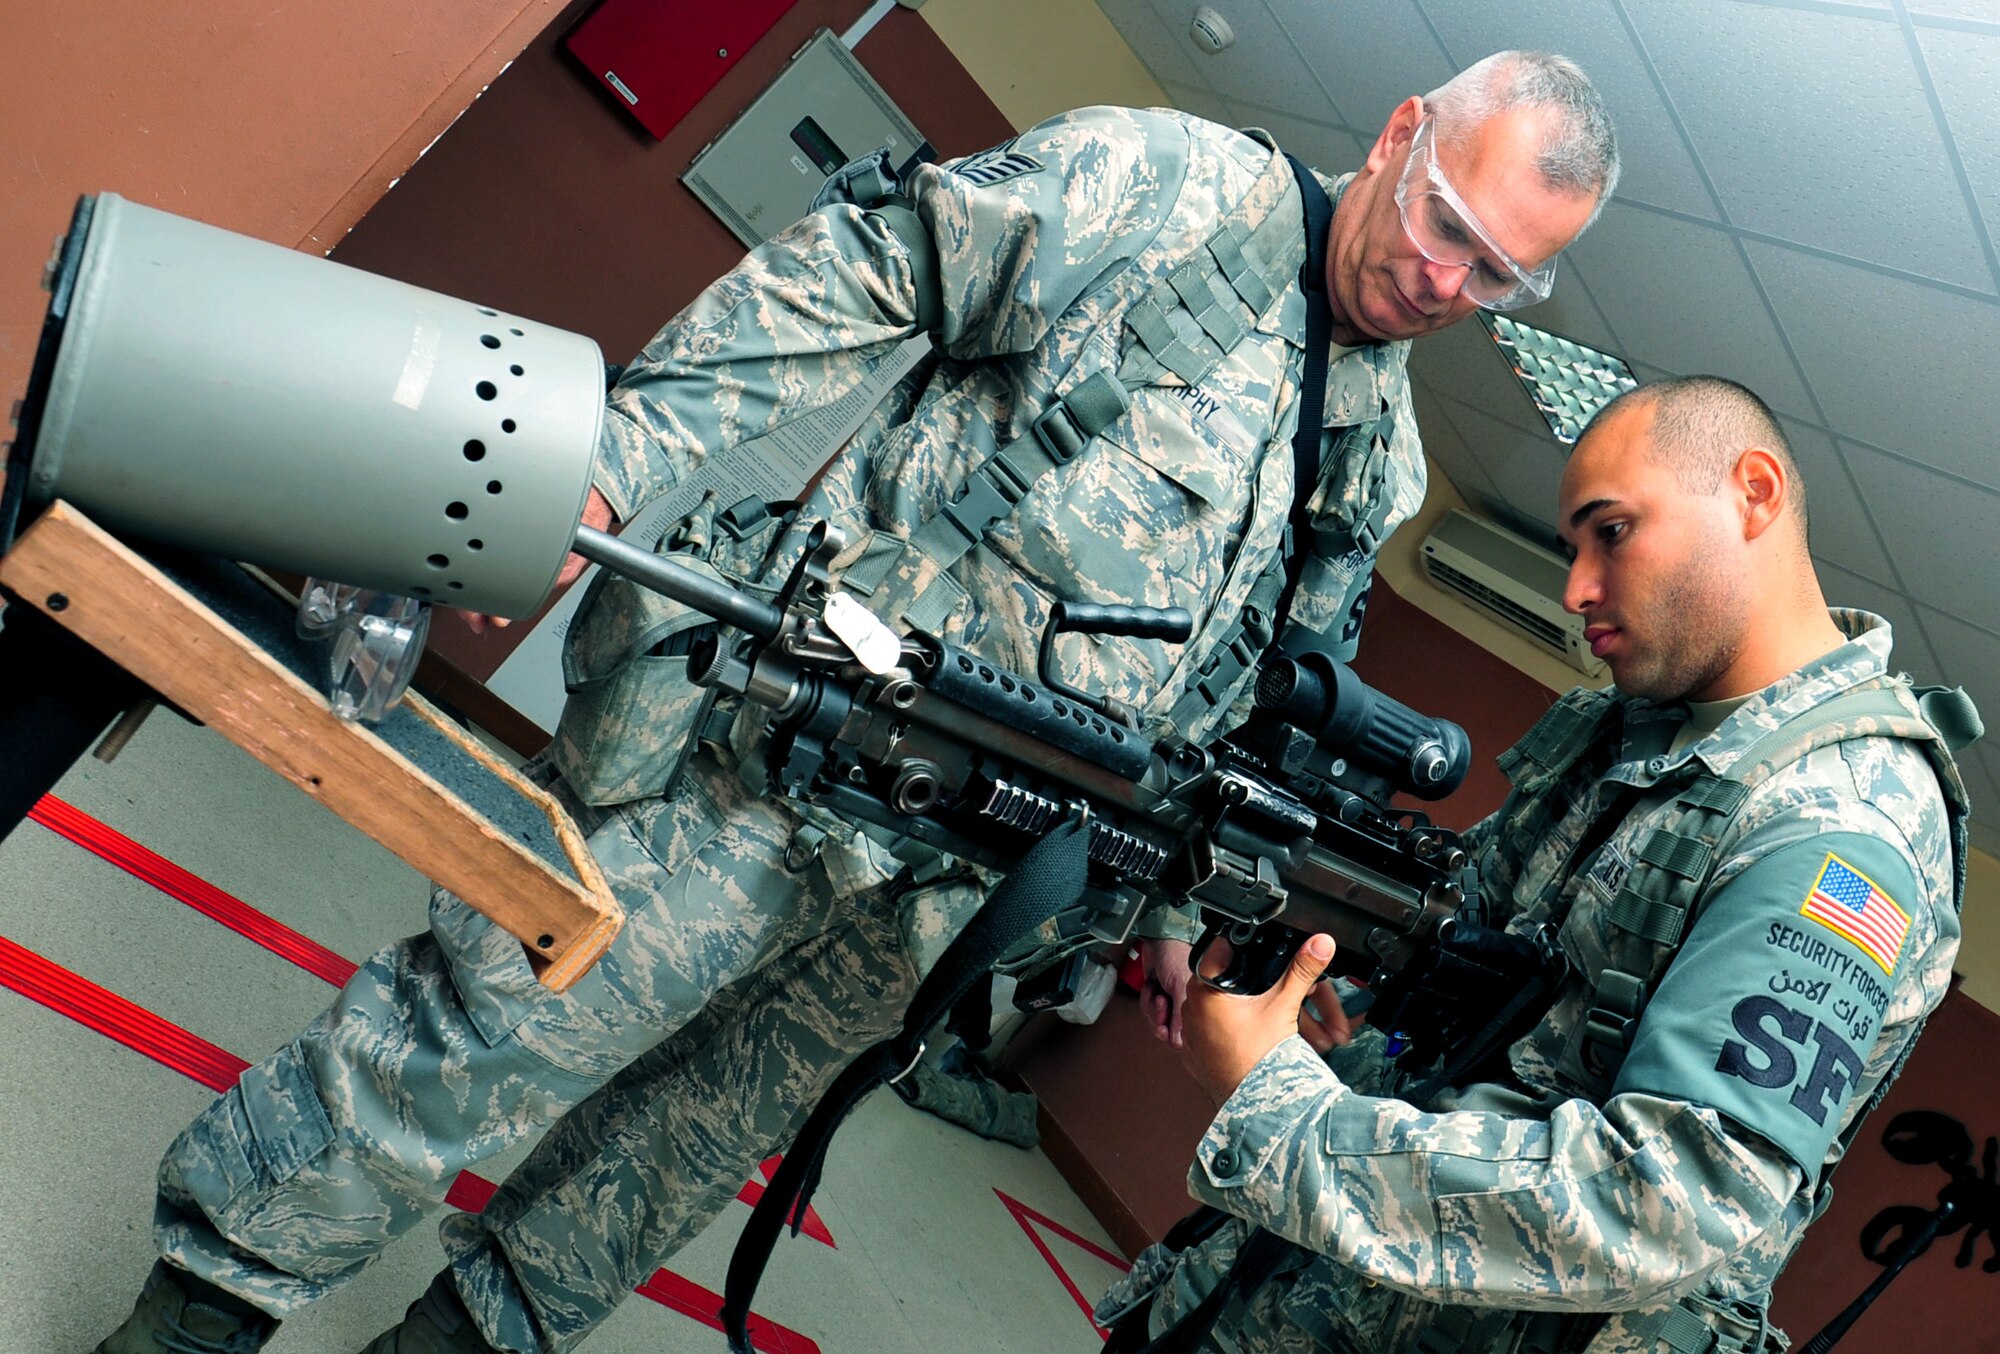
[1415,0,1720,219]
[1093,0,1212,90]
[1812,559,1945,684]
[1915,606,2000,761]
[1746,241,2000,490]
[1564,203,1817,417]
[1911,4,2000,25]
[1626,0,1992,290]
[1840,440,2000,636]
[1178,0,1344,125]
[1520,254,1629,357]
[1263,0,1459,134]
[1218,104,1369,176]
[1916,23,2000,261]
[1431,390,1572,543]
[1775,419,1900,589]
[1408,316,1560,441]
[1410,375,1510,511]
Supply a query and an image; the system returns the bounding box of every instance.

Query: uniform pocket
[550,547,735,808]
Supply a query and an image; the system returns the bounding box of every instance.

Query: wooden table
[0,500,622,990]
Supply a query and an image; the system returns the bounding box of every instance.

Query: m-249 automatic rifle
[571,514,1556,1070]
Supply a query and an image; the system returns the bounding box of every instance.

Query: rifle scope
[1255,652,1470,801]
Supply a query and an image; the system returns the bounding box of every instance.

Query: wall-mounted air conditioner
[1420,509,1606,678]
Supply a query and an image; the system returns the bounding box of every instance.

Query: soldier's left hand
[1181,932,1337,1104]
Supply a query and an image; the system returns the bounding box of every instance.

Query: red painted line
[16,813,843,1337]
[736,1155,836,1248]
[0,935,250,1092]
[635,1269,823,1354]
[27,796,359,987]
[994,1189,1129,1268]
[994,1189,1130,1339]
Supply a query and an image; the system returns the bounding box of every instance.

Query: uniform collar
[1610,610,1897,784]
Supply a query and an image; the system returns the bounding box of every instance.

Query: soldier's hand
[463,486,618,635]
[1139,938,1194,1048]
[1181,932,1335,1105]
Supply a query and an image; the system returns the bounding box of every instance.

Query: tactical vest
[554,135,1400,808]
[1486,675,1976,1116]
[1345,675,1980,1354]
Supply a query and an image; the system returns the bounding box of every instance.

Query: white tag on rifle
[823,592,902,675]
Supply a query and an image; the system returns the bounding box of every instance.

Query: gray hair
[1426,51,1621,226]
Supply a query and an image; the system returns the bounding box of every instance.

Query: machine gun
[569,514,1527,1071]
[8,192,1555,1071]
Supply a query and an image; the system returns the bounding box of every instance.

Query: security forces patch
[946,147,1044,188]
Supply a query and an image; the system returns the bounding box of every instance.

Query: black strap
[720,813,1093,1352]
[1272,153,1336,631]
[1122,1225,1300,1354]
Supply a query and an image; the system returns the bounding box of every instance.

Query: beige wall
[918,0,1169,130]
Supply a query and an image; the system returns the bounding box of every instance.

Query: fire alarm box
[682,29,932,248]
[565,0,800,140]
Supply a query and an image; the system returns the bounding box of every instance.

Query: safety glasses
[1395,116,1558,311]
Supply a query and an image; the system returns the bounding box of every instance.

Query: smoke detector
[1190,5,1236,54]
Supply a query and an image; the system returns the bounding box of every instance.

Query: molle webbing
[1581,682,1973,1077]
[908,145,1304,576]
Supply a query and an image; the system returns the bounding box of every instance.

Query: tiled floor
[0,706,1127,1353]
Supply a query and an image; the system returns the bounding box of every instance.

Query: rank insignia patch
[1800,853,1910,976]
[946,149,1044,188]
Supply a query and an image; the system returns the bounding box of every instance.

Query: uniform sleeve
[592,106,1193,521]
[1185,1038,1800,1310]
[1614,831,1930,1176]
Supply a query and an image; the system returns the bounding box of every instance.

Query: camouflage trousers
[149,754,981,1352]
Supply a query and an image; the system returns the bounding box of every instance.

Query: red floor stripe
[27,796,359,987]
[18,803,847,1336]
[31,795,836,1245]
[0,936,250,1092]
[737,1156,837,1248]
[634,1269,823,1354]
[995,1189,1130,1339]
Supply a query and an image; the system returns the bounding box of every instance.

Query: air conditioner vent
[1421,509,1606,678]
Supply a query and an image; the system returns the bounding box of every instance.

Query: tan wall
[919,0,1169,130]
[0,0,564,410]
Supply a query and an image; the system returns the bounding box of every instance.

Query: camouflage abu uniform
[148,106,1428,1352]
[1099,612,1971,1352]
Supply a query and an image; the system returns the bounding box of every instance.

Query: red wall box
[565,0,800,140]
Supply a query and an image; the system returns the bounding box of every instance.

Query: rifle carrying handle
[1053,602,1194,643]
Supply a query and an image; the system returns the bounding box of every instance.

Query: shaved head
[1591,376,1807,540]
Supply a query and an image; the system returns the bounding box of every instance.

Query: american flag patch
[1800,854,1910,975]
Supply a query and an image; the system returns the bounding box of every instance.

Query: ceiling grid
[1093,0,2000,854]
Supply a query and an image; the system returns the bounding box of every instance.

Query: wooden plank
[0,501,622,990]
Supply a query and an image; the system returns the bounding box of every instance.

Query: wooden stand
[0,501,622,990]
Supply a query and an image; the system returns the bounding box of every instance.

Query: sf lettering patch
[1714,994,1867,1127]
[1799,854,1910,976]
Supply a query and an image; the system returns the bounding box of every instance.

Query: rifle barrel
[570,525,785,639]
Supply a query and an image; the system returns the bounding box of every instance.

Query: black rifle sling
[1272,152,1336,630]
[1124,154,1335,1354]
[721,814,1091,1352]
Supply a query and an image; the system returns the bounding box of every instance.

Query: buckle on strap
[885,1039,928,1086]
[1585,969,1648,1053]
[1030,370,1130,464]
